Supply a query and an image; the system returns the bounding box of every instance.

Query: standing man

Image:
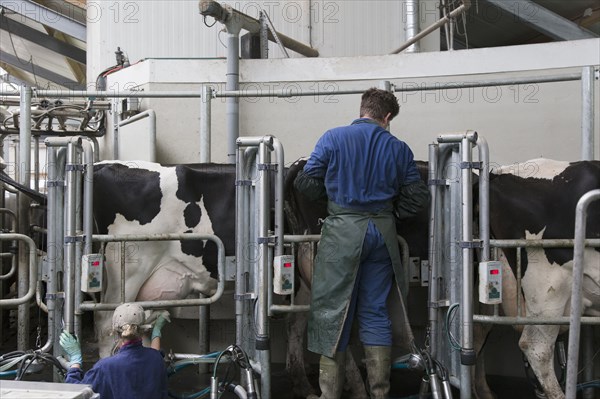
[295,88,428,399]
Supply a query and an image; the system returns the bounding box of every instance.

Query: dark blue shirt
[303,118,420,212]
[65,340,167,399]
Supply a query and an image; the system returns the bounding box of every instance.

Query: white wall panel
[87,1,440,85]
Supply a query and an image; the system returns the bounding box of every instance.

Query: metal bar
[0,72,582,99]
[490,238,600,248]
[0,0,86,42]
[477,136,490,262]
[459,137,474,399]
[17,85,31,350]
[565,189,600,399]
[79,234,226,311]
[200,86,212,163]
[260,11,289,58]
[403,0,421,53]
[283,235,321,243]
[427,143,440,359]
[44,147,58,358]
[63,138,80,334]
[0,234,37,307]
[581,66,595,160]
[473,315,600,325]
[390,0,471,54]
[256,139,271,399]
[226,32,240,164]
[485,0,597,41]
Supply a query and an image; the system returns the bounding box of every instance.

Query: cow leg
[472,321,496,399]
[519,325,563,399]
[286,281,317,398]
[519,240,573,399]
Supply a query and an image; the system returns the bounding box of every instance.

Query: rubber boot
[364,345,391,399]
[307,352,346,399]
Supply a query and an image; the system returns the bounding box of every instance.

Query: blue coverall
[65,340,168,399]
[303,118,420,353]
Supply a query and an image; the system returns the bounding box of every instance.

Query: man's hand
[59,331,82,367]
[151,311,171,340]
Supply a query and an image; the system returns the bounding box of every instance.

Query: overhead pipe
[199,0,319,58]
[403,0,421,53]
[391,0,471,54]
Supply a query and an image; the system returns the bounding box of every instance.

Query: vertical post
[199,85,212,368]
[565,189,600,399]
[460,137,474,399]
[200,86,212,163]
[64,139,81,334]
[17,85,32,350]
[259,12,269,59]
[45,146,60,378]
[256,139,271,399]
[227,30,241,164]
[404,0,421,53]
[427,143,439,359]
[581,66,595,160]
[476,135,490,262]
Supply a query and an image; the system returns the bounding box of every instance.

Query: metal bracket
[428,179,450,186]
[257,236,277,245]
[257,163,278,171]
[235,180,253,186]
[65,164,85,172]
[460,161,482,170]
[429,299,450,308]
[64,235,84,244]
[46,292,65,300]
[459,240,483,249]
[47,180,65,187]
[234,293,257,301]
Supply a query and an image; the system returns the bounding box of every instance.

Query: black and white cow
[488,159,600,399]
[92,161,236,357]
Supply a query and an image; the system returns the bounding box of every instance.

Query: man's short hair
[359,88,400,121]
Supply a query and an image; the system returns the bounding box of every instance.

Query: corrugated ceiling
[0,0,598,90]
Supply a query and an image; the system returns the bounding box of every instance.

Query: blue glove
[59,331,82,367]
[151,311,170,340]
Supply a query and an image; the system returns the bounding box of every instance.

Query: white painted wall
[86,0,440,86]
[104,39,600,167]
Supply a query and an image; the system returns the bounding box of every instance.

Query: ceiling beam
[0,50,84,89]
[485,0,598,40]
[0,0,86,42]
[0,15,85,64]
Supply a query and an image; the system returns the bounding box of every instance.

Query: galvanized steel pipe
[17,85,32,350]
[565,189,600,399]
[0,234,37,307]
[581,66,595,160]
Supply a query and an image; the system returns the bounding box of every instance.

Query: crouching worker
[60,303,170,399]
